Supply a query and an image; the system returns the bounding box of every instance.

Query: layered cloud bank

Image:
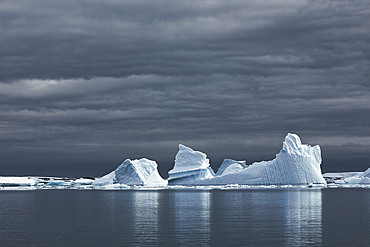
[1,1,370,176]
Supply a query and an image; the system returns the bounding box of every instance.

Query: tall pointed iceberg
[167,144,215,185]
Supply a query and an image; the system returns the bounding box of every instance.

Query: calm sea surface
[0,188,369,247]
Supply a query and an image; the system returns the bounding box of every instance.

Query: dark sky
[1,0,369,178]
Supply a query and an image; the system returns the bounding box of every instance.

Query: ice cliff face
[216,159,247,176]
[168,144,215,185]
[190,133,326,185]
[94,158,167,186]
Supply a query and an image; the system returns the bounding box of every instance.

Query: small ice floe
[0,177,38,187]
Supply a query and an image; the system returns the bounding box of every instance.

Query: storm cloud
[1,0,370,177]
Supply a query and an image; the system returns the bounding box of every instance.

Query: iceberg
[0,177,37,187]
[216,159,247,176]
[1,133,363,189]
[364,168,370,178]
[72,178,94,185]
[97,184,130,190]
[323,172,362,184]
[46,178,72,186]
[323,172,363,179]
[94,158,167,186]
[168,144,215,185]
[343,167,370,184]
[183,133,326,185]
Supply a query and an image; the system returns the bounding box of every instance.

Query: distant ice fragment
[168,144,215,185]
[323,172,363,179]
[46,178,72,186]
[343,167,370,184]
[94,158,167,186]
[73,178,94,185]
[323,172,362,184]
[98,184,130,190]
[0,177,37,187]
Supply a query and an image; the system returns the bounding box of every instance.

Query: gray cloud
[0,0,370,177]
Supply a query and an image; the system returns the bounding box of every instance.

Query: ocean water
[0,188,369,246]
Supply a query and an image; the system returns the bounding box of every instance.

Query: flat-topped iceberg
[182,133,326,185]
[168,144,215,185]
[323,172,363,179]
[72,178,94,185]
[0,177,38,187]
[216,159,247,176]
[94,158,167,186]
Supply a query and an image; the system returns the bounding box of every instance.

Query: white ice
[45,178,75,186]
[343,167,370,184]
[216,159,247,176]
[1,133,367,189]
[178,133,326,185]
[167,144,214,185]
[94,158,167,186]
[0,177,37,186]
[323,172,363,179]
[169,144,212,174]
[72,178,94,185]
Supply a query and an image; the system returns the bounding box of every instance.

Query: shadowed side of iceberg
[215,159,247,176]
[94,158,167,186]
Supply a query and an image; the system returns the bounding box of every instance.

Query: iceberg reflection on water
[284,190,322,246]
[173,192,211,246]
[133,192,160,245]
[1,189,369,246]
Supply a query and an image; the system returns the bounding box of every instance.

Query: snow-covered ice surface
[364,168,370,177]
[323,172,362,184]
[215,159,247,176]
[94,184,130,190]
[46,179,72,186]
[322,167,370,187]
[0,177,37,187]
[94,158,167,186]
[93,171,115,186]
[73,178,94,185]
[168,144,215,185]
[323,172,363,179]
[342,167,370,185]
[220,163,245,176]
